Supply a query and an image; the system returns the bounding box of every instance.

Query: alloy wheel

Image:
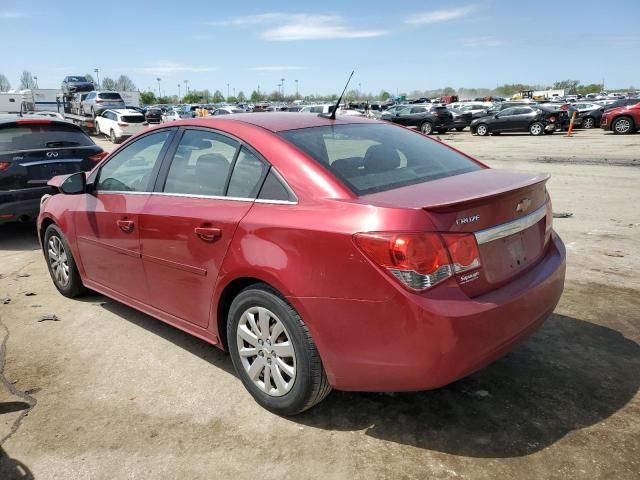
[614,118,631,134]
[236,306,297,397]
[583,117,594,129]
[48,235,70,287]
[530,123,543,135]
[476,124,488,136]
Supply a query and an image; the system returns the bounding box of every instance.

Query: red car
[38,114,565,415]
[600,101,640,134]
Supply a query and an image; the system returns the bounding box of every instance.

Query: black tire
[95,121,101,136]
[612,116,634,135]
[227,284,331,415]
[90,107,95,119]
[110,130,120,144]
[43,224,86,298]
[476,123,489,136]
[420,121,433,135]
[455,127,465,132]
[582,117,595,129]
[529,122,544,136]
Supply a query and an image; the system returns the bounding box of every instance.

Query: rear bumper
[292,232,566,392]
[0,186,52,223]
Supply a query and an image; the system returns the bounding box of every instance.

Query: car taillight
[87,151,109,163]
[354,232,481,292]
[95,99,104,103]
[0,162,10,171]
[117,122,129,127]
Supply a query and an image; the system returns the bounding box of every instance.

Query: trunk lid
[361,169,552,296]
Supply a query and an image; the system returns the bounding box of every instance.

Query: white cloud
[248,66,305,71]
[124,61,217,75]
[461,36,506,47]
[0,11,27,19]
[405,6,475,25]
[209,13,389,41]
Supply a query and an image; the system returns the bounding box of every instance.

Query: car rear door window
[258,170,295,202]
[96,130,171,192]
[227,147,268,198]
[162,129,238,197]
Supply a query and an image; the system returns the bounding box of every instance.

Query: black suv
[0,117,106,223]
[386,105,454,134]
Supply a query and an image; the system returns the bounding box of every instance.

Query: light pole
[295,79,299,98]
[94,68,100,88]
[184,79,189,95]
[277,84,281,99]
[177,83,181,101]
[33,75,38,88]
[280,78,285,98]
[156,78,161,99]
[358,83,362,99]
[233,87,236,98]
[226,83,230,100]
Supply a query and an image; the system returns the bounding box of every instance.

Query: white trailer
[0,92,23,113]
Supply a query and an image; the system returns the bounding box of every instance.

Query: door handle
[117,219,134,233]
[194,226,222,242]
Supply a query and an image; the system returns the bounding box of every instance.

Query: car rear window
[99,93,123,100]
[279,124,482,195]
[0,123,94,152]
[121,115,145,123]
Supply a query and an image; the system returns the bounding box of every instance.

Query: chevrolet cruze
[38,113,566,415]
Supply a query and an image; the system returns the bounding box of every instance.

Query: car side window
[163,129,238,196]
[499,107,517,116]
[258,170,295,202]
[96,130,171,192]
[227,147,268,198]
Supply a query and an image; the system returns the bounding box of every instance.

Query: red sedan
[38,114,565,415]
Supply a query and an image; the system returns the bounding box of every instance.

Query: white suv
[95,109,148,143]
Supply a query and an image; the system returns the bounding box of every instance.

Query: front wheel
[44,224,86,298]
[228,284,331,415]
[476,123,489,136]
[420,121,433,135]
[582,117,595,129]
[613,116,633,134]
[110,130,121,144]
[529,122,544,136]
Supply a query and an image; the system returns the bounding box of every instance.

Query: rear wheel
[228,284,331,415]
[476,123,489,136]
[529,122,544,136]
[582,117,595,129]
[613,116,633,134]
[420,121,433,135]
[95,122,101,136]
[110,130,120,144]
[44,224,86,298]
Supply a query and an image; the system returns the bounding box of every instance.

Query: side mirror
[60,172,86,195]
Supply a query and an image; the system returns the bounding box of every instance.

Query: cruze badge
[456,214,480,226]
[516,198,532,213]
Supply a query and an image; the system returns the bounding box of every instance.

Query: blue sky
[1,0,639,96]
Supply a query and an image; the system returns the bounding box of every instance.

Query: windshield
[279,124,482,195]
[68,76,87,82]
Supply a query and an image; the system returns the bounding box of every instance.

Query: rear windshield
[279,124,482,195]
[121,115,145,123]
[0,124,94,152]
[98,93,123,100]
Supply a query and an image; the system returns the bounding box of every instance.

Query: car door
[139,128,268,328]
[493,107,518,131]
[74,129,175,302]
[512,107,535,130]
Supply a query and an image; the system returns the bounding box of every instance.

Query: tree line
[0,72,635,102]
[0,71,137,92]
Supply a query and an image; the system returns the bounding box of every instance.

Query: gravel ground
[0,127,638,479]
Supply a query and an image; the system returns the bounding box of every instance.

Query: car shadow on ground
[0,223,40,252]
[93,293,639,459]
[293,314,639,458]
[94,298,236,377]
[0,448,33,480]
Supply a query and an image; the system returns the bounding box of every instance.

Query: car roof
[182,112,378,132]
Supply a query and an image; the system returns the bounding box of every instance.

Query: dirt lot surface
[1,128,639,479]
